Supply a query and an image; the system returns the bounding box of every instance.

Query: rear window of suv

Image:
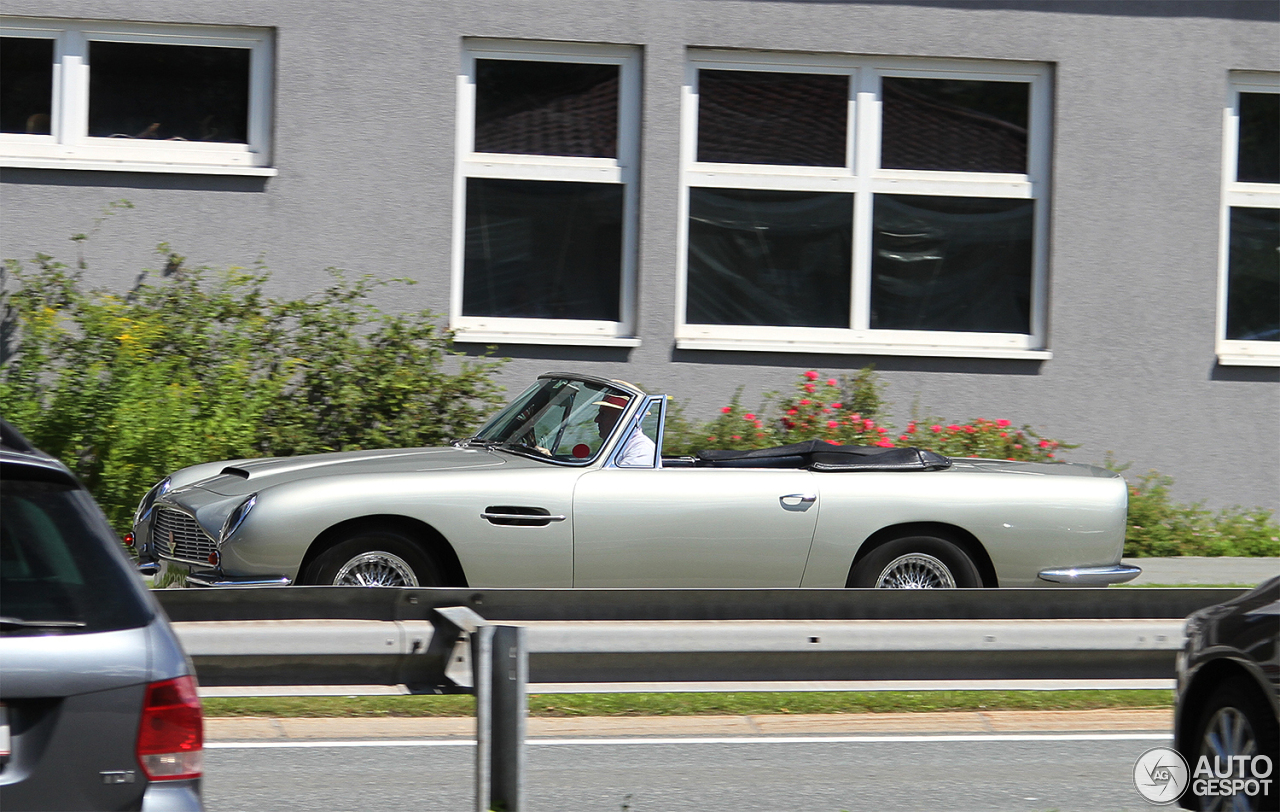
[1,471,153,635]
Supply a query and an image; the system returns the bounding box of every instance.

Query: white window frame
[451,39,642,347]
[676,50,1052,359]
[0,17,274,176]
[1216,71,1279,367]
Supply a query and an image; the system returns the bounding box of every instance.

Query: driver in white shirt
[592,395,657,467]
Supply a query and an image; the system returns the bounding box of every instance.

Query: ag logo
[167,529,177,557]
[1134,746,1190,804]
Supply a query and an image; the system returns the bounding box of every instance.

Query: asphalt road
[204,732,1170,811]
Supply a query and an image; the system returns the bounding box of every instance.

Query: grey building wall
[2,1,1277,509]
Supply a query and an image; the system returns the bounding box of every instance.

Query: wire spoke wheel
[333,552,420,587]
[874,553,956,589]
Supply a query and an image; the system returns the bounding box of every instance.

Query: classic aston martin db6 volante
[135,372,1139,589]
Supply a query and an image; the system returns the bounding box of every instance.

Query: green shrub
[1108,459,1280,558]
[1,247,505,532]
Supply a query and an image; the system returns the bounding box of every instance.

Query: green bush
[1,247,505,532]
[1108,459,1280,558]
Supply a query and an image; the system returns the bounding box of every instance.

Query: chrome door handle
[779,493,816,506]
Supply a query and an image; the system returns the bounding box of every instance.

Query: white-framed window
[676,51,1052,359]
[1216,72,1279,366]
[451,40,642,347]
[0,17,274,175]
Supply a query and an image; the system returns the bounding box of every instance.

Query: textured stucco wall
[2,1,1277,509]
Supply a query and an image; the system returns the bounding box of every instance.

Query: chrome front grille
[153,507,216,564]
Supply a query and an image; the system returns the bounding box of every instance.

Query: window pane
[1,37,53,134]
[1226,207,1280,341]
[1237,92,1279,184]
[463,178,623,320]
[474,59,618,158]
[88,41,250,142]
[881,77,1029,173]
[871,194,1033,333]
[686,188,852,327]
[697,70,847,166]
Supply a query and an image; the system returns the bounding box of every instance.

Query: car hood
[194,446,512,496]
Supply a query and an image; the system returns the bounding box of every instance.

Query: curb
[206,708,1173,742]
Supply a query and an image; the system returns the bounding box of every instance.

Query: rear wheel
[847,535,982,588]
[302,530,442,587]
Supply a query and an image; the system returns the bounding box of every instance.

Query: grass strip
[202,689,1172,719]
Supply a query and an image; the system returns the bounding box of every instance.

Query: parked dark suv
[0,421,203,811]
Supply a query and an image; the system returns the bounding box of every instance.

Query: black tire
[1187,675,1279,812]
[847,535,982,588]
[302,529,443,587]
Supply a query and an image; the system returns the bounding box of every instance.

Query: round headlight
[220,493,258,543]
[134,477,172,526]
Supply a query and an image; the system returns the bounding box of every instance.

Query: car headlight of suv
[220,494,258,543]
[134,478,172,525]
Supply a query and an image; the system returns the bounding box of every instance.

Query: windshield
[1,474,153,635]
[470,377,637,463]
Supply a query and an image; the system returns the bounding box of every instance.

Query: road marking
[208,732,1171,749]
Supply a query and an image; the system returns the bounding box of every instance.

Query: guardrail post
[490,625,527,812]
[472,624,494,812]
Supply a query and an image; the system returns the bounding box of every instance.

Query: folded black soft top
[694,440,951,472]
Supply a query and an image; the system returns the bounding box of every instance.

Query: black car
[1176,576,1280,812]
[0,421,204,811]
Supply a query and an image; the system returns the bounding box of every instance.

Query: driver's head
[592,394,629,439]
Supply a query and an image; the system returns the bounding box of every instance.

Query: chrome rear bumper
[1037,563,1142,586]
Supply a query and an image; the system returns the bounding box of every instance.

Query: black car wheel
[1189,674,1279,812]
[847,535,982,588]
[303,530,442,587]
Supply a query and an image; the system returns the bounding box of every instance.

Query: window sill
[1216,351,1280,367]
[1,157,277,177]
[676,336,1051,360]
[452,331,641,348]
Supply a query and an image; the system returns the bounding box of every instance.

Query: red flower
[947,424,961,432]
[930,425,942,433]
[731,435,741,441]
[876,440,894,448]
[999,432,1008,438]
[827,378,838,386]
[721,406,732,414]
[828,420,839,429]
[996,419,1011,428]
[1013,444,1022,449]
[743,413,755,421]
[799,399,811,406]
[964,426,977,434]
[804,370,820,380]
[831,402,843,409]
[899,435,910,442]
[787,408,798,416]
[1038,439,1051,449]
[804,383,817,393]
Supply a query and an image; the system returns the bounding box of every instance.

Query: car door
[571,466,821,587]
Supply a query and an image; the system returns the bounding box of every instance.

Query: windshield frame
[467,374,646,466]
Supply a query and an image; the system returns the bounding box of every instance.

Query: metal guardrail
[158,587,1240,688]
[159,587,1244,812]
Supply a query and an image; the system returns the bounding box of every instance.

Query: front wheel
[302,530,442,587]
[847,535,982,588]
[1188,675,1279,812]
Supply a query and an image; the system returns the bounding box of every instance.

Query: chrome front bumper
[1037,563,1142,586]
[185,570,292,588]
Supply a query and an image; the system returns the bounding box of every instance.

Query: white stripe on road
[208,732,1171,749]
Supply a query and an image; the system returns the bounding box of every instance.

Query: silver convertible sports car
[135,372,1140,590]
